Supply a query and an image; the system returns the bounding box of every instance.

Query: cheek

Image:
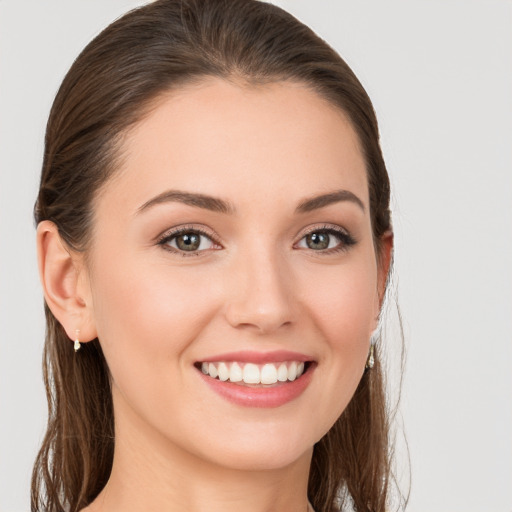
[88,253,217,380]
[298,253,378,423]
[303,257,378,350]
[87,253,225,449]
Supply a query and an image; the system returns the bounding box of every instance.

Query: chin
[207,442,313,473]
[183,422,318,473]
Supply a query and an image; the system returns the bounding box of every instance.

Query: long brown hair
[33,1,396,511]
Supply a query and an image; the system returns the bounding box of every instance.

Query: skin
[38,78,392,512]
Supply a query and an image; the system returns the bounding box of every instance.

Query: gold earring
[365,343,375,369]
[74,329,81,352]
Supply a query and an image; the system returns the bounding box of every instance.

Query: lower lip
[197,364,315,408]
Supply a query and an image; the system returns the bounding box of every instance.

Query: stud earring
[74,329,81,352]
[365,343,375,369]
[366,327,380,370]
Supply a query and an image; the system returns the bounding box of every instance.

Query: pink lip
[197,350,314,364]
[197,362,316,408]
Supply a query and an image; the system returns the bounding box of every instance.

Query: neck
[85,395,313,512]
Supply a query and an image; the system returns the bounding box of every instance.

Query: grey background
[1,1,511,511]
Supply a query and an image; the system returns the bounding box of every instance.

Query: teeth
[261,363,278,385]
[277,363,288,382]
[243,363,260,384]
[208,363,218,379]
[199,361,308,384]
[218,362,229,381]
[230,362,243,382]
[288,361,297,381]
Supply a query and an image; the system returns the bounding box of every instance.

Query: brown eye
[176,232,201,251]
[159,229,217,254]
[305,232,330,250]
[297,227,356,254]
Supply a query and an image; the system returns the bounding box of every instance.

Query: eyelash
[300,225,357,254]
[157,224,357,257]
[157,225,219,257]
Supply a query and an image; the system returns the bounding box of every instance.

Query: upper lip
[196,350,314,364]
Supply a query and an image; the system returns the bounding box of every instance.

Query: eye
[158,227,219,255]
[296,226,356,253]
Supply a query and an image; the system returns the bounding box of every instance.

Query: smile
[198,360,308,385]
[195,352,316,408]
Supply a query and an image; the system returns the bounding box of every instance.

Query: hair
[32,1,395,511]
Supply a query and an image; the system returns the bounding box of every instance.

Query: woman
[33,0,396,511]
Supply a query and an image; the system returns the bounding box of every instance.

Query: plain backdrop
[1,1,511,511]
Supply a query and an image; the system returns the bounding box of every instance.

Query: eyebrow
[295,189,365,213]
[136,188,365,215]
[137,190,235,215]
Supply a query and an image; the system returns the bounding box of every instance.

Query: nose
[224,248,296,334]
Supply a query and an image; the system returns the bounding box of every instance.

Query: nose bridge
[224,240,295,333]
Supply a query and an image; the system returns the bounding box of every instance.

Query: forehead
[100,78,369,215]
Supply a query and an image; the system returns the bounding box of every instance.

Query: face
[82,78,387,471]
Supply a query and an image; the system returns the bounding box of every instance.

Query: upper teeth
[200,361,306,385]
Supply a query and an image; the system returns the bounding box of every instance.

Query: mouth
[194,360,314,387]
[194,350,316,407]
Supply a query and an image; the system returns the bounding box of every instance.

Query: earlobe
[36,220,97,344]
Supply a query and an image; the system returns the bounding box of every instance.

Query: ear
[373,230,394,326]
[36,220,97,344]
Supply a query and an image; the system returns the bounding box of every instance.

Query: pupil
[308,232,329,250]
[177,233,200,251]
